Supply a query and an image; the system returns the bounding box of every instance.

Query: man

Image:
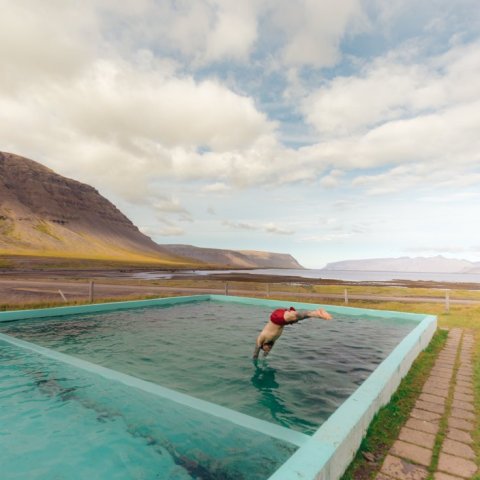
[253,306,332,359]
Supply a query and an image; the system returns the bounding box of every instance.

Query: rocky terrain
[0,152,302,269]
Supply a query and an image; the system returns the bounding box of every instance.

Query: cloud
[272,0,367,68]
[0,2,97,92]
[156,226,186,237]
[319,169,344,188]
[202,182,230,193]
[302,41,480,138]
[264,223,294,235]
[222,220,294,235]
[222,220,258,231]
[302,233,353,242]
[153,197,192,221]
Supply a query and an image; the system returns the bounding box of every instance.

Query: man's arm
[284,308,332,323]
[253,343,261,359]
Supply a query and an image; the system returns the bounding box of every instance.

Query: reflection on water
[251,363,293,428]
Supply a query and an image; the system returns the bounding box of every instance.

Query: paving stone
[375,474,395,480]
[432,367,453,373]
[442,439,476,460]
[434,472,465,480]
[381,455,429,480]
[457,367,473,375]
[456,374,473,383]
[398,426,436,449]
[453,392,474,403]
[406,418,439,435]
[450,407,475,421]
[415,399,445,415]
[419,393,446,405]
[437,355,456,361]
[391,440,432,466]
[411,408,441,422]
[435,360,455,367]
[454,385,474,396]
[447,416,474,432]
[446,428,473,444]
[437,452,478,478]
[422,385,449,397]
[451,399,474,412]
[424,378,451,388]
[455,380,472,389]
[434,365,454,372]
[430,371,453,380]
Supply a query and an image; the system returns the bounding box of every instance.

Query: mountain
[323,256,477,273]
[162,245,303,269]
[0,152,302,268]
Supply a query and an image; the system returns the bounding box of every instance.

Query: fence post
[89,281,95,303]
[445,289,450,313]
[344,288,349,305]
[266,283,270,298]
[225,282,229,296]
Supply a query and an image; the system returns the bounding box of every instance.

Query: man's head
[261,341,274,355]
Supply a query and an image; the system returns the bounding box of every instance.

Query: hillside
[162,245,303,269]
[323,256,479,273]
[0,152,302,268]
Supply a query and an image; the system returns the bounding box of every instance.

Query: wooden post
[266,283,270,298]
[225,282,228,296]
[58,290,67,303]
[344,288,348,305]
[445,289,450,313]
[89,281,94,303]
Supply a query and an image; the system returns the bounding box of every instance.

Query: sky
[1,0,480,268]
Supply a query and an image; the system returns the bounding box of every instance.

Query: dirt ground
[1,265,480,308]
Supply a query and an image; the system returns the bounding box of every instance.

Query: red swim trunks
[270,307,296,326]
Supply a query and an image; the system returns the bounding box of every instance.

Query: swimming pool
[0,295,436,479]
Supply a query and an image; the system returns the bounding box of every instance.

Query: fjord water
[1,301,417,434]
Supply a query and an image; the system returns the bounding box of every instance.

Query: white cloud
[303,41,480,138]
[303,233,353,242]
[264,223,294,235]
[201,183,230,193]
[157,226,186,237]
[222,220,294,235]
[153,197,192,221]
[272,0,367,68]
[223,220,258,231]
[202,1,259,63]
[319,169,344,188]
[0,1,97,92]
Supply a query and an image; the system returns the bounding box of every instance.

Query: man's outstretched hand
[314,309,332,320]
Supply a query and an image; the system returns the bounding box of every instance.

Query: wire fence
[3,278,480,312]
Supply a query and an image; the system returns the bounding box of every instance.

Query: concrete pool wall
[0,295,437,480]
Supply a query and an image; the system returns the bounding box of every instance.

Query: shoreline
[1,268,480,291]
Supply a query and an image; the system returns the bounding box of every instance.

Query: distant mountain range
[324,256,480,274]
[0,152,302,269]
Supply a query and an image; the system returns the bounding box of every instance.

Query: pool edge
[0,294,437,480]
[266,313,437,480]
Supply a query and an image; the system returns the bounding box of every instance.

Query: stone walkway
[377,328,478,480]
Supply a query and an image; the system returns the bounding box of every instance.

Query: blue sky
[1,0,480,268]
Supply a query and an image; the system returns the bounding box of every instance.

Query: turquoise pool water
[1,301,418,435]
[0,338,296,480]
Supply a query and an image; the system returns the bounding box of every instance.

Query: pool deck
[376,328,478,480]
